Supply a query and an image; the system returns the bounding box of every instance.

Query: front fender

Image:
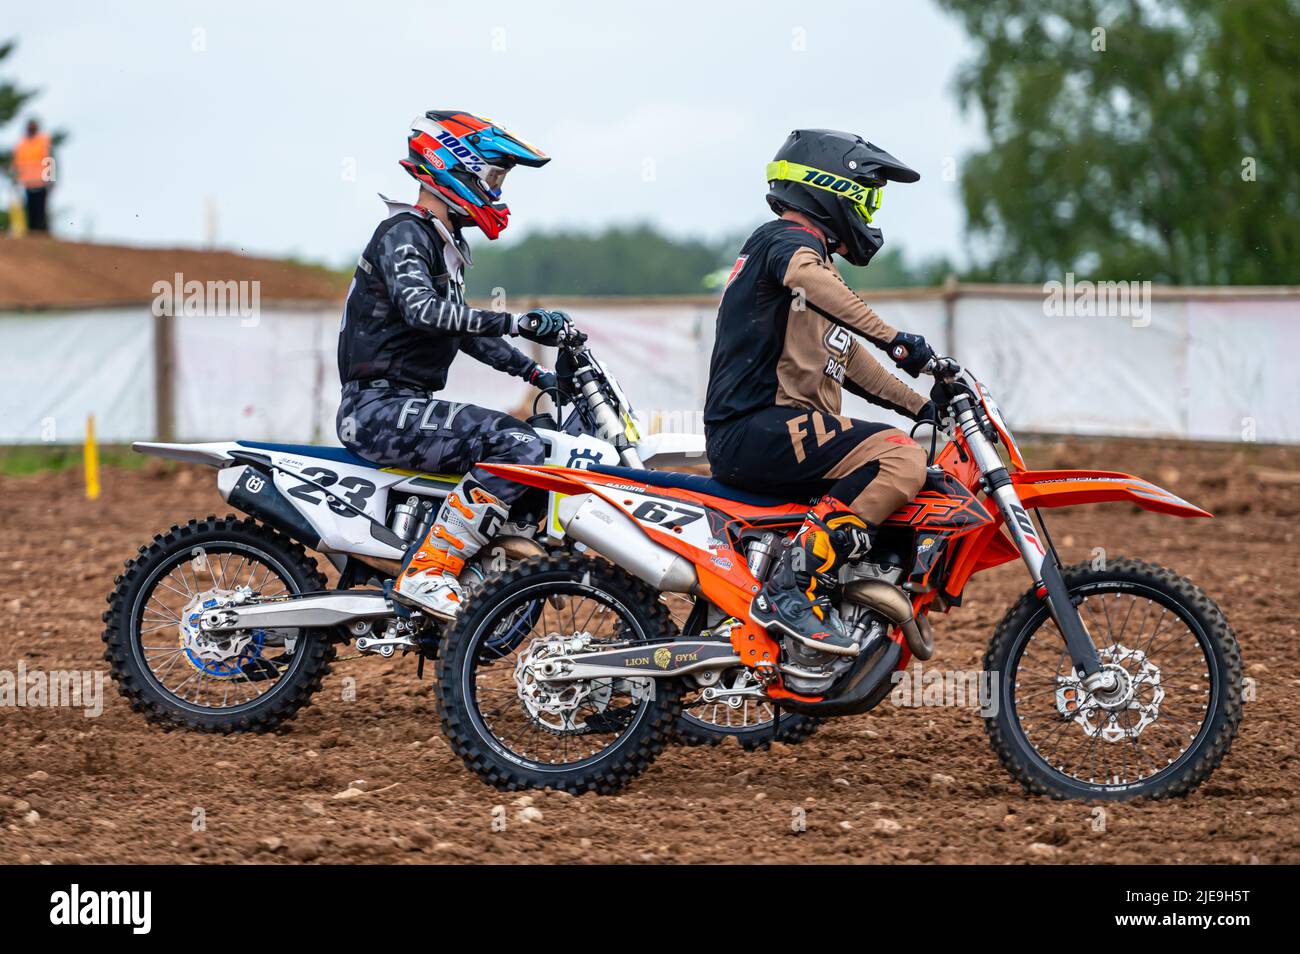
[1011,469,1211,518]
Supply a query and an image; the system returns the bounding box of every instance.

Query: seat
[235,440,378,469]
[588,464,792,508]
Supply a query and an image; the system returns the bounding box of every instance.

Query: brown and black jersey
[703,219,926,428]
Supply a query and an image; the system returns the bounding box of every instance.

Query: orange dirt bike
[435,356,1244,800]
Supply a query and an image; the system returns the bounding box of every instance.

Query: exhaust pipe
[557,494,699,594]
[842,579,934,660]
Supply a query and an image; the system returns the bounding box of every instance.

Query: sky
[3,0,985,268]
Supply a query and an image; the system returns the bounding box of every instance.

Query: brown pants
[706,406,927,525]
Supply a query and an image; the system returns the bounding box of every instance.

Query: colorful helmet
[401,109,549,239]
[765,129,919,267]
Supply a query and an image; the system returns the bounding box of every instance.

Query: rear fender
[634,431,708,470]
[1012,469,1212,518]
[133,440,237,467]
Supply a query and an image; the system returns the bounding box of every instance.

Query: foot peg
[355,634,418,658]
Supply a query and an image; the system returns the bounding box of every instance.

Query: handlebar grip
[561,326,587,347]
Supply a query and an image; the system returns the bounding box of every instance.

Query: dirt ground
[0,236,346,310]
[1,438,1296,865]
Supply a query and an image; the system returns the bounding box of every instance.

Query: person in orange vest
[14,118,53,233]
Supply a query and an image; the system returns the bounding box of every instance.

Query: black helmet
[766,129,919,267]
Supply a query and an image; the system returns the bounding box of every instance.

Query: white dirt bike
[101,325,818,746]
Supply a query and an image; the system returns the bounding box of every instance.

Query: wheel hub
[513,633,612,735]
[179,588,264,678]
[1055,644,1164,742]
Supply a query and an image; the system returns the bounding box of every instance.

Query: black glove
[514,309,571,346]
[888,331,934,378]
[914,399,941,425]
[527,364,558,395]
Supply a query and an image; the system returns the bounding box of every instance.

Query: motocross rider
[336,109,570,619]
[704,128,938,657]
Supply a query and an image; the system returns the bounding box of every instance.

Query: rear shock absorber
[391,497,436,545]
[745,532,777,582]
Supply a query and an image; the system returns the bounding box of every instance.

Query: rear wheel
[102,516,334,732]
[436,554,682,794]
[985,559,1243,801]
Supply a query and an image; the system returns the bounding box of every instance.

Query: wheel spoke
[469,584,654,769]
[133,545,301,712]
[1012,588,1213,789]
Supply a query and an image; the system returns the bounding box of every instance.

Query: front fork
[956,409,1112,690]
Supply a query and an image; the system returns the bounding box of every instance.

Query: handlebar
[530,319,591,419]
[924,355,962,379]
[558,322,588,348]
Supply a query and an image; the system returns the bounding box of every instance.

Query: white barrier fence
[3,287,1298,446]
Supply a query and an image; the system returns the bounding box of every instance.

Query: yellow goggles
[766,160,884,223]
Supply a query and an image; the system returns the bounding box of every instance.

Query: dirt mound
[0,439,1295,864]
[0,236,347,311]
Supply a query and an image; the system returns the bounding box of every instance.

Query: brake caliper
[179,587,264,678]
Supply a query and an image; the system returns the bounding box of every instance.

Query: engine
[780,606,888,695]
[744,537,903,696]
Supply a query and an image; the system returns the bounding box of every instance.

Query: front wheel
[985,558,1243,801]
[435,553,683,794]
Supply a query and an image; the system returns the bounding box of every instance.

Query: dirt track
[1,439,1297,864]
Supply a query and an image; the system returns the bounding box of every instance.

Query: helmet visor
[484,165,510,194]
[766,160,883,223]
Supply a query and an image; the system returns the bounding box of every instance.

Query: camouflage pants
[337,381,544,502]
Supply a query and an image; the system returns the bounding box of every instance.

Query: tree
[467,224,735,298]
[0,39,38,168]
[1,38,65,232]
[838,247,955,290]
[466,222,945,298]
[1,39,36,228]
[935,0,1300,284]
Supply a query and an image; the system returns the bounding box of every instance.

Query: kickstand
[771,702,781,746]
[416,655,425,679]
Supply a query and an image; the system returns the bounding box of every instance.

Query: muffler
[842,579,933,660]
[557,494,699,594]
[200,590,392,632]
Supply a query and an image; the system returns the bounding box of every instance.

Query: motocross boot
[749,498,873,657]
[393,479,508,620]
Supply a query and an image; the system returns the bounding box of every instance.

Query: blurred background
[1,0,1298,463]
